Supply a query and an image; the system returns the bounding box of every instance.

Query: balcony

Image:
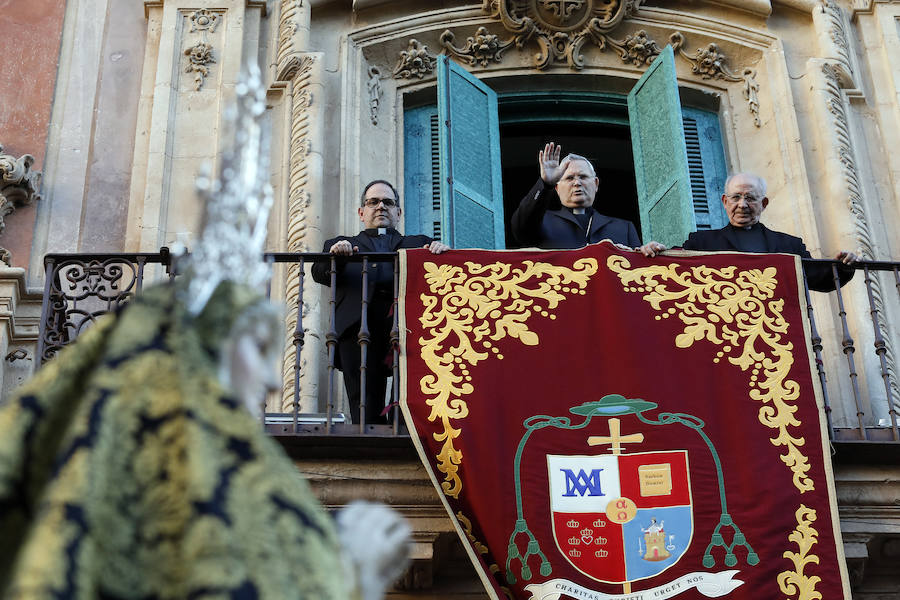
[25,249,900,596]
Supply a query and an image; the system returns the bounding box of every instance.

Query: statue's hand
[336,501,412,600]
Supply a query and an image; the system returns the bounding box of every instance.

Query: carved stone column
[273,0,327,413]
[0,147,42,265]
[807,55,900,425]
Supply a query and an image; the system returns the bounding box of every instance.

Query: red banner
[399,242,849,600]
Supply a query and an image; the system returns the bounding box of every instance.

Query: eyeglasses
[363,197,397,208]
[725,193,762,203]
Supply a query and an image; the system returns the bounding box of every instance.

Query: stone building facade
[1,0,899,597]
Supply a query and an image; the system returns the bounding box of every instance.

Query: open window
[403,47,727,249]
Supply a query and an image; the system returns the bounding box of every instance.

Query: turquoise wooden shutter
[437,55,505,249]
[628,45,695,247]
[683,107,728,230]
[403,105,440,237]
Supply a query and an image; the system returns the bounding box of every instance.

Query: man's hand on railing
[328,240,358,255]
[835,250,859,265]
[425,241,450,254]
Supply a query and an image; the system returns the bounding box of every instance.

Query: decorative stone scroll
[393,39,437,79]
[0,146,42,265]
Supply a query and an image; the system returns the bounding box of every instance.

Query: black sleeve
[311,236,350,286]
[626,221,641,248]
[800,244,855,293]
[511,179,554,246]
[681,232,700,251]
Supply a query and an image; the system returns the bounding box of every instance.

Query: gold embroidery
[458,511,515,599]
[458,511,489,555]
[418,258,598,497]
[778,505,821,600]
[607,256,813,493]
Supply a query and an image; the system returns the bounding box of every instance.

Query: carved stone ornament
[0,145,42,264]
[185,42,216,91]
[484,0,642,70]
[188,8,219,33]
[393,39,437,79]
[614,28,662,66]
[441,26,516,68]
[367,66,383,125]
[743,68,761,127]
[670,32,741,82]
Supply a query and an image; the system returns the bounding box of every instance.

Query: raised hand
[539,142,566,185]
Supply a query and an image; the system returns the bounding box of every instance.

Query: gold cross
[587,418,644,455]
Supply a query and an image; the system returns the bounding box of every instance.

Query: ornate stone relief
[440,26,516,68]
[393,39,437,79]
[437,7,762,126]
[188,8,219,33]
[484,0,640,70]
[0,146,41,264]
[184,43,216,91]
[670,32,742,82]
[183,9,219,91]
[820,62,899,408]
[367,66,383,125]
[614,29,662,66]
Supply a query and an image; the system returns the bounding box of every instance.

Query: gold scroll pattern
[458,511,515,600]
[778,505,821,600]
[418,258,598,497]
[606,256,814,493]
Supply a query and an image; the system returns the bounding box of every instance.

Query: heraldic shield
[548,450,692,584]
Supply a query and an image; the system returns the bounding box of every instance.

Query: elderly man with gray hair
[511,142,640,249]
[638,172,858,292]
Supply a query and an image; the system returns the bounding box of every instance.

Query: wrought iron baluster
[36,259,57,366]
[832,264,866,439]
[136,257,147,292]
[391,253,401,435]
[325,256,338,434]
[358,257,371,433]
[803,275,833,438]
[863,266,899,440]
[293,257,306,434]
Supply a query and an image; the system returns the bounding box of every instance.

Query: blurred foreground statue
[0,63,409,599]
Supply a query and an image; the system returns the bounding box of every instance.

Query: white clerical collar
[377,227,387,235]
[572,208,586,215]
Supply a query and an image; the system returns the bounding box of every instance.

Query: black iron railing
[36,251,900,443]
[36,249,175,364]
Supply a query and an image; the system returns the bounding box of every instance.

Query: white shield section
[547,454,620,513]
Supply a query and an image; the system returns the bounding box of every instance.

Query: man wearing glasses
[312,180,449,424]
[639,172,857,291]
